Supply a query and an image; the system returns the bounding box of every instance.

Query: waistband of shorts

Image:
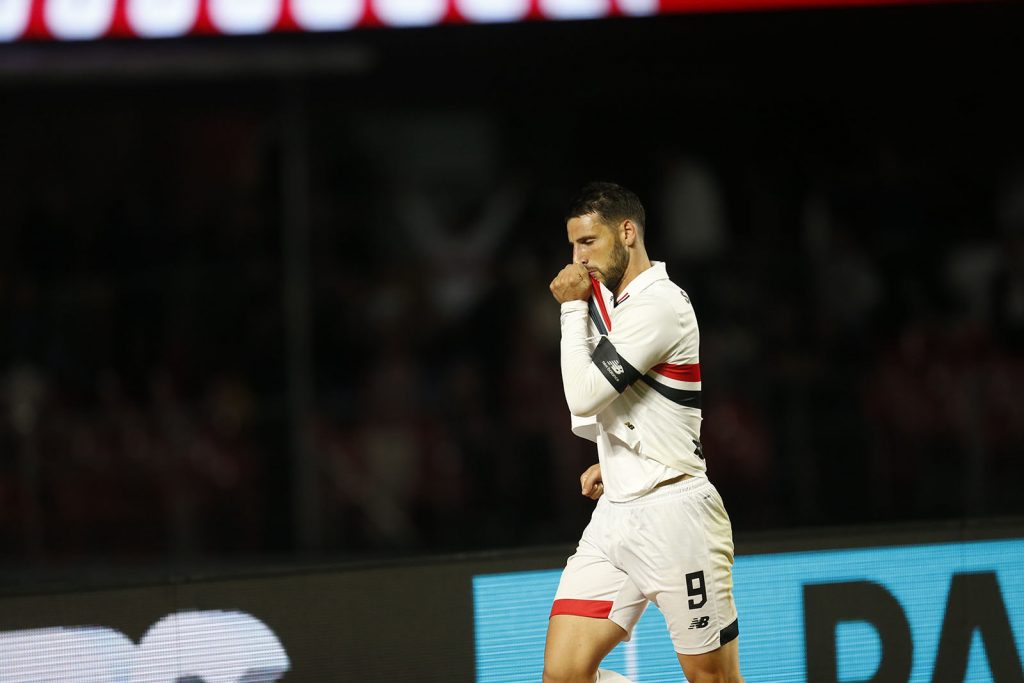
[607,474,711,507]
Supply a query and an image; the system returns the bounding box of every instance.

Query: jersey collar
[614,261,668,307]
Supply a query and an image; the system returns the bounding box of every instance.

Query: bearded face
[597,236,630,294]
[567,212,633,296]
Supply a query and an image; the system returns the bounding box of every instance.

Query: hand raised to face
[550,263,593,304]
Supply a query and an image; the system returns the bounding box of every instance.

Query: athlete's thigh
[544,614,627,679]
[546,512,647,679]
[677,638,743,682]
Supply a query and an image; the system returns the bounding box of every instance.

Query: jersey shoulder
[635,278,695,316]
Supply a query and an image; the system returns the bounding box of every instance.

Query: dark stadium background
[1,0,1022,579]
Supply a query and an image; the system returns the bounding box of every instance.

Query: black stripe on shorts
[720,618,739,646]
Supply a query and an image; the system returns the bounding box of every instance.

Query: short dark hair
[565,181,646,237]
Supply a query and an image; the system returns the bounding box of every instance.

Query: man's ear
[621,219,639,246]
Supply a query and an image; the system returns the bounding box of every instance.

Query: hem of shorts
[550,598,613,620]
[674,618,739,656]
[547,607,634,642]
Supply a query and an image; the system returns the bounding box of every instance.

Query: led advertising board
[0,0,951,43]
[0,531,1018,681]
[473,538,1024,682]
[0,610,290,682]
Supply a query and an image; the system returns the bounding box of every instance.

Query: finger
[581,475,597,495]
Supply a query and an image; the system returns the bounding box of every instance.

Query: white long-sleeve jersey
[561,262,705,501]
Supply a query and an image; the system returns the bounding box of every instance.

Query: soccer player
[544,182,744,683]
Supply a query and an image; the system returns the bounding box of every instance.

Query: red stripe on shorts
[550,599,613,619]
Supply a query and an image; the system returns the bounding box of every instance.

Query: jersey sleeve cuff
[560,300,588,313]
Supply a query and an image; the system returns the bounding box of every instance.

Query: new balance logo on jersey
[688,616,710,630]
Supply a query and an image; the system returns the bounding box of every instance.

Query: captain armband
[591,337,642,393]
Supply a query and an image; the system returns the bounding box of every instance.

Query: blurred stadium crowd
[2,11,1023,568]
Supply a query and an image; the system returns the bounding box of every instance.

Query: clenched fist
[550,263,592,304]
[580,463,604,500]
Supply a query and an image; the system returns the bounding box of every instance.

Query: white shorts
[550,476,739,655]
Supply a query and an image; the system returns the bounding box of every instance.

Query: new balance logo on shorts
[688,616,710,630]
